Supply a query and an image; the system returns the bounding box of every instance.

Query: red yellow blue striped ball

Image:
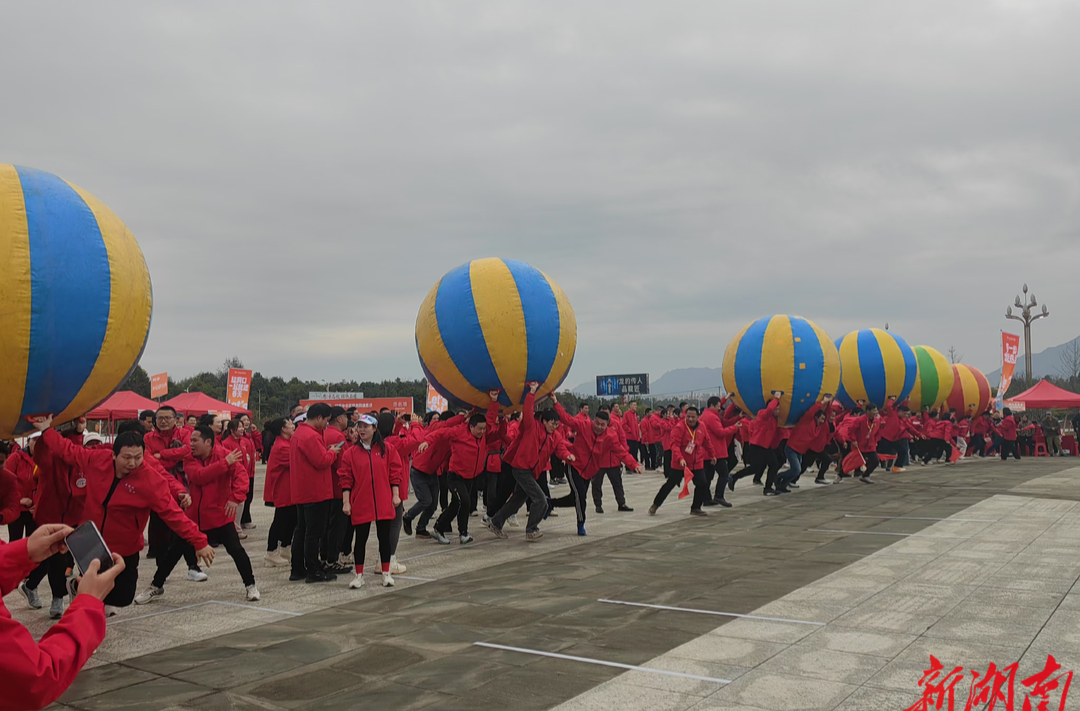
[835,329,917,410]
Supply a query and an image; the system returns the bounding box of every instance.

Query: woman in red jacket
[1,524,126,711]
[3,433,38,541]
[220,419,256,536]
[136,425,258,605]
[998,408,1021,461]
[264,418,297,568]
[340,415,404,589]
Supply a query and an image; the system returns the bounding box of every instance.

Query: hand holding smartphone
[66,521,114,574]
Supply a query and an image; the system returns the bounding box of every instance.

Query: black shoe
[787,483,800,489]
[752,478,762,485]
[403,515,413,537]
[727,478,736,492]
[775,487,791,494]
[305,570,337,584]
[325,562,351,574]
[814,478,832,486]
[617,504,633,512]
[289,571,307,582]
[715,498,733,508]
[702,500,719,507]
[595,505,604,514]
[415,529,431,539]
[764,489,780,497]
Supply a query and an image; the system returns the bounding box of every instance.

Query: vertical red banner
[150,372,168,399]
[426,385,448,413]
[227,368,253,409]
[998,332,1020,407]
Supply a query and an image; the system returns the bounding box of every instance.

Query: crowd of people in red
[0,384,1062,711]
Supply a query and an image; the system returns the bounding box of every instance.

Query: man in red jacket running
[1,524,126,711]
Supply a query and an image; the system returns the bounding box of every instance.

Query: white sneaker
[349,573,365,589]
[389,556,407,574]
[507,515,520,528]
[382,572,395,588]
[265,552,288,568]
[103,605,118,618]
[49,597,66,619]
[245,584,261,602]
[187,569,209,582]
[134,586,164,605]
[280,546,292,561]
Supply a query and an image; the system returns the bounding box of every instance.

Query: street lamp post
[1005,283,1049,382]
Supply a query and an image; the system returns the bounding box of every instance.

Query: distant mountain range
[985,336,1080,383]
[570,367,722,398]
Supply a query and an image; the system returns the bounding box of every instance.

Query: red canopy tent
[1007,380,1080,409]
[161,392,252,418]
[85,391,161,421]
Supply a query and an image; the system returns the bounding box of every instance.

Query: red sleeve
[0,470,20,526]
[554,403,588,432]
[614,438,638,470]
[40,429,92,472]
[0,587,106,711]
[150,480,208,550]
[554,434,573,461]
[299,431,336,469]
[338,449,355,492]
[486,401,500,432]
[184,457,230,486]
[0,539,39,593]
[388,448,405,489]
[230,462,249,503]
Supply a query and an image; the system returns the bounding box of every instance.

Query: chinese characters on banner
[150,372,168,399]
[596,373,650,397]
[905,654,1072,711]
[996,331,1021,410]
[226,368,253,409]
[426,385,448,413]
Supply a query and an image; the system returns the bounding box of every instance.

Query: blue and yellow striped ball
[722,315,840,428]
[835,329,917,410]
[0,165,152,438]
[415,258,576,410]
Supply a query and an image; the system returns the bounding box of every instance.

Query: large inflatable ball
[946,364,992,417]
[722,315,840,427]
[0,165,152,438]
[415,258,577,409]
[908,345,956,411]
[835,328,917,409]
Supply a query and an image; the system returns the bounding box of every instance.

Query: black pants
[267,505,297,552]
[7,511,35,541]
[103,552,142,607]
[1001,440,1021,461]
[863,452,880,477]
[494,468,549,533]
[353,519,392,571]
[705,459,729,500]
[322,498,348,564]
[404,468,440,533]
[439,473,450,510]
[968,434,986,457]
[435,473,476,536]
[922,438,949,464]
[653,467,708,510]
[628,441,642,465]
[550,456,568,482]
[147,511,171,557]
[591,467,626,507]
[550,469,590,524]
[291,500,331,576]
[26,550,73,599]
[240,476,255,525]
[485,464,515,516]
[739,444,782,489]
[662,449,673,476]
[153,523,254,588]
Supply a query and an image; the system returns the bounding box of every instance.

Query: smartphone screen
[66,521,113,574]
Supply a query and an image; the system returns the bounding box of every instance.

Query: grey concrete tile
[121,641,247,676]
[295,681,443,711]
[67,678,212,711]
[1030,608,1080,651]
[831,685,921,711]
[705,618,819,645]
[866,638,1026,692]
[797,627,918,659]
[236,666,365,708]
[170,650,305,691]
[667,635,790,667]
[923,601,1054,646]
[59,665,159,704]
[552,681,702,711]
[759,646,887,685]
[705,669,858,711]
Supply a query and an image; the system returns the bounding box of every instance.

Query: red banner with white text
[227,368,253,409]
[997,332,1021,409]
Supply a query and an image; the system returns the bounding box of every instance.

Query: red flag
[842,449,866,475]
[678,467,694,499]
[949,444,961,463]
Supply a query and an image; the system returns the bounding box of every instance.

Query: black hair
[540,410,560,423]
[678,402,688,409]
[898,405,910,413]
[139,410,156,421]
[644,407,652,414]
[509,411,521,421]
[424,411,438,425]
[685,406,700,414]
[307,402,333,420]
[438,411,455,422]
[379,407,391,413]
[113,431,145,455]
[866,403,879,412]
[1003,407,1012,417]
[377,412,396,439]
[198,414,217,427]
[707,396,722,407]
[595,411,610,422]
[468,413,487,428]
[329,406,347,421]
[116,419,145,436]
[851,407,865,416]
[266,418,288,437]
[156,406,177,416]
[224,419,243,437]
[191,424,216,444]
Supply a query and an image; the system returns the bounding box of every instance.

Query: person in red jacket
[840,404,881,482]
[143,407,205,580]
[1,523,126,711]
[417,393,501,544]
[320,407,352,575]
[731,393,787,495]
[998,408,1020,461]
[919,411,948,465]
[264,418,297,568]
[340,414,405,589]
[623,402,642,467]
[699,396,740,507]
[969,411,991,458]
[219,419,256,537]
[30,420,214,609]
[136,425,259,605]
[590,403,633,514]
[875,398,906,472]
[549,396,644,535]
[780,398,832,489]
[485,384,574,541]
[290,403,345,583]
[650,406,717,516]
[236,415,260,529]
[4,434,38,541]
[403,411,464,539]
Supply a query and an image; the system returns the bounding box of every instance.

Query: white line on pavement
[107,599,301,625]
[597,599,825,626]
[844,514,997,523]
[807,528,970,538]
[473,642,732,683]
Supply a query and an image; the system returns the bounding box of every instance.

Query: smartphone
[66,521,114,574]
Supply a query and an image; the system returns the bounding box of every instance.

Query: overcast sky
[3,1,1078,389]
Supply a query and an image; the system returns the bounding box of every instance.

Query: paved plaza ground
[9,456,1080,710]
